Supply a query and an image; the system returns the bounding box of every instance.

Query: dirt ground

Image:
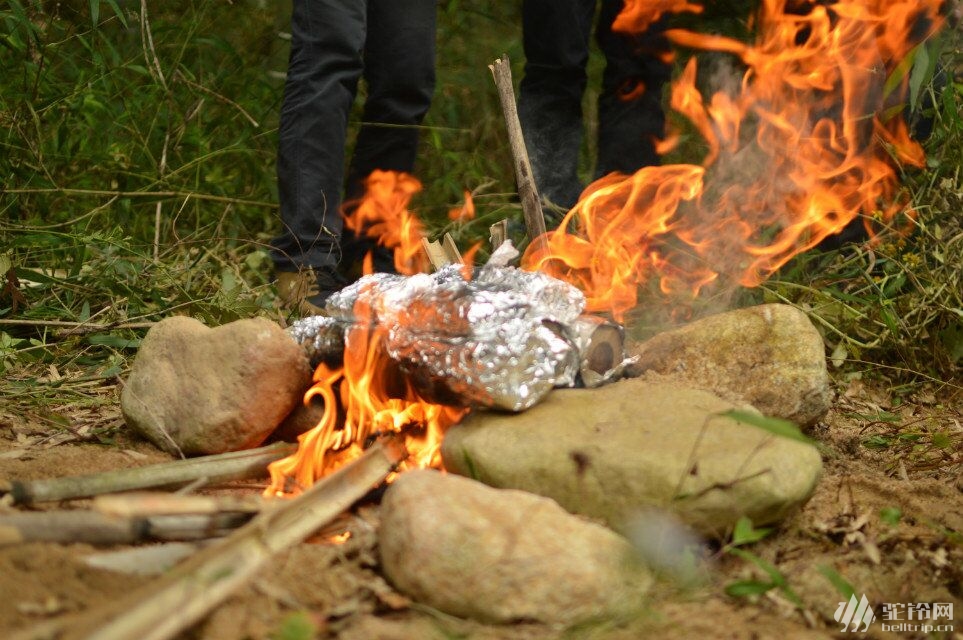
[0,377,960,640]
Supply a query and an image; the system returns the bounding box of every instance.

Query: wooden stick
[0,318,156,331]
[421,233,464,271]
[489,219,509,251]
[0,510,253,546]
[488,55,549,253]
[83,542,209,577]
[19,437,407,640]
[92,493,264,517]
[0,442,297,505]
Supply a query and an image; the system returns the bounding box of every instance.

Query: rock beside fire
[625,303,831,427]
[378,469,651,625]
[441,379,822,538]
[121,316,311,455]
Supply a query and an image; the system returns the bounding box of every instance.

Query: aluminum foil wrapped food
[285,243,625,411]
[286,314,346,368]
[289,243,623,411]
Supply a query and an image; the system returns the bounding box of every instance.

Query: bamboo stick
[15,437,407,640]
[0,442,297,505]
[92,492,264,517]
[488,55,549,253]
[571,316,627,387]
[0,510,253,546]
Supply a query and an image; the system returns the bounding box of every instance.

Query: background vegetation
[1,0,960,420]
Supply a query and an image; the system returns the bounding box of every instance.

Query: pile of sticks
[4,438,407,640]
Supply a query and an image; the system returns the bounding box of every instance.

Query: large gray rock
[626,303,831,426]
[121,316,311,455]
[378,470,651,625]
[441,379,822,538]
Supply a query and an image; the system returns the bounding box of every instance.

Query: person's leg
[518,0,597,213]
[271,0,366,274]
[345,0,436,194]
[595,0,671,178]
[340,0,436,274]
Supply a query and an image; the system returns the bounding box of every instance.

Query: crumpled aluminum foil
[287,248,592,411]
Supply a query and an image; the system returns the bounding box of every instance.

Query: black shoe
[275,266,347,316]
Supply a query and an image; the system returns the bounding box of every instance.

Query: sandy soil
[0,379,960,640]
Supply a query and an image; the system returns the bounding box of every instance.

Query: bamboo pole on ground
[0,510,253,546]
[0,442,297,505]
[489,55,549,253]
[12,437,407,640]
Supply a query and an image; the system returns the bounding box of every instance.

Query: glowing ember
[323,531,352,545]
[523,0,946,322]
[266,296,467,497]
[344,170,429,276]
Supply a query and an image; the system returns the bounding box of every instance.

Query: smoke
[622,508,713,587]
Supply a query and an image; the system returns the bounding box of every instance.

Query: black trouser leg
[595,0,671,178]
[271,0,366,272]
[341,0,437,273]
[344,0,437,197]
[518,0,596,211]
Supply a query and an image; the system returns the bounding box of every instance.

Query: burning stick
[489,55,548,252]
[0,442,296,506]
[17,437,406,640]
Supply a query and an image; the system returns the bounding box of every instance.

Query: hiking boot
[275,267,347,316]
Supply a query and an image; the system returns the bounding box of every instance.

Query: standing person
[271,0,436,315]
[518,0,672,216]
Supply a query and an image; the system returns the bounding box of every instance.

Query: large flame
[523,0,945,322]
[344,170,429,276]
[266,295,468,497]
[267,0,946,494]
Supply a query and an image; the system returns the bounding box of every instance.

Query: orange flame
[265,295,468,497]
[523,0,945,322]
[613,0,704,33]
[447,190,476,222]
[344,170,429,275]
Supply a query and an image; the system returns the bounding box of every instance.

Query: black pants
[271,0,436,272]
[518,0,671,210]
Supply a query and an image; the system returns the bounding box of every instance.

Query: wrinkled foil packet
[286,315,346,368]
[286,250,621,411]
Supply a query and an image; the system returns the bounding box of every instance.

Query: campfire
[265,0,947,495]
[271,243,627,496]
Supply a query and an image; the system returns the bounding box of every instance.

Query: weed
[721,516,804,608]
